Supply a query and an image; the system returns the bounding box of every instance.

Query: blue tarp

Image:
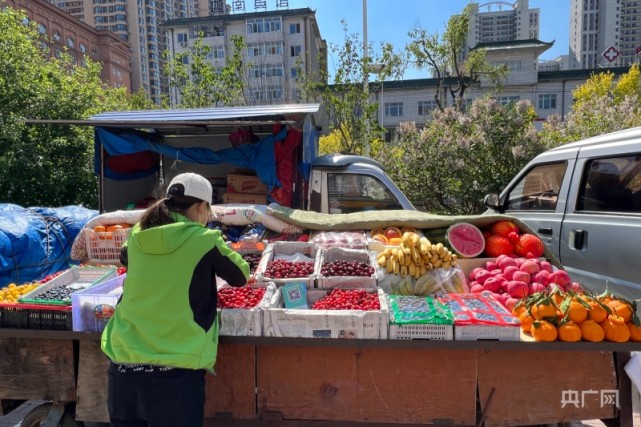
[95,127,289,196]
[0,204,98,287]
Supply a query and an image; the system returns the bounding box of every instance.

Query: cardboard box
[227,173,268,195]
[223,193,267,205]
[315,247,379,290]
[217,283,276,337]
[262,287,389,339]
[254,242,321,288]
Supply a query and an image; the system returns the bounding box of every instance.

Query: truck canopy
[27,104,322,212]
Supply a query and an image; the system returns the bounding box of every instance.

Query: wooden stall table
[0,329,637,427]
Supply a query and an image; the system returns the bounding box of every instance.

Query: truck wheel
[20,402,80,427]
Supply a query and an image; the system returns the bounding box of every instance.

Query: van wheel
[20,403,80,427]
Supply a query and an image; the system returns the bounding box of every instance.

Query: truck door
[558,147,641,299]
[499,157,574,257]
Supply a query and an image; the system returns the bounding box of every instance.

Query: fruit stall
[0,206,640,427]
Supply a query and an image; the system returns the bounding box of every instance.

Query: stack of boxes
[223,173,268,205]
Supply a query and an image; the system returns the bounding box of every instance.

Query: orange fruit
[94,225,106,233]
[372,234,389,244]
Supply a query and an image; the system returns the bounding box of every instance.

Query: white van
[484,127,641,300]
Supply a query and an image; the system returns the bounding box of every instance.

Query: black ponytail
[140,194,201,230]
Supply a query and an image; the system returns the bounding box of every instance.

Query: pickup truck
[29,104,415,214]
[484,126,641,300]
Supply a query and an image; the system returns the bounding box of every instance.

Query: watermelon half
[445,222,485,258]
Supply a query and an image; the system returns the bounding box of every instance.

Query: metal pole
[363,0,370,157]
[380,81,384,141]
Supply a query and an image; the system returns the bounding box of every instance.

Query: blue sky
[283,0,569,80]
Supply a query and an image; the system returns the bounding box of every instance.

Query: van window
[505,162,567,211]
[578,155,641,213]
[328,173,401,213]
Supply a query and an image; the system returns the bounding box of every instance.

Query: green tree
[540,65,641,147]
[301,21,404,155]
[407,4,507,111]
[378,98,544,214]
[0,7,131,208]
[164,34,250,108]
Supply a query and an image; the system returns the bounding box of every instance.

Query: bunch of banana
[376,231,458,278]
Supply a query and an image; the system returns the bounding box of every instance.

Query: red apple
[512,270,532,285]
[483,277,502,293]
[520,260,540,275]
[470,283,484,293]
[533,270,550,286]
[503,265,519,280]
[507,280,529,298]
[485,261,498,271]
[498,256,518,270]
[549,270,571,287]
[470,267,485,282]
[539,261,554,273]
[504,297,520,312]
[475,270,492,285]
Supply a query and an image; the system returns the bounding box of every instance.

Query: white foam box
[254,241,321,288]
[315,247,379,290]
[71,273,125,332]
[217,283,276,337]
[454,258,495,278]
[262,287,389,339]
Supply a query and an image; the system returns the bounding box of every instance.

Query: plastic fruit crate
[19,266,117,306]
[0,303,72,330]
[454,324,520,341]
[389,324,454,340]
[85,228,131,262]
[72,273,126,332]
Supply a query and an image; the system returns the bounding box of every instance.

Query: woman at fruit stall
[101,172,250,427]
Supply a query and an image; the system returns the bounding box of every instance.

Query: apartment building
[372,39,630,138]
[162,7,326,106]
[50,0,225,104]
[467,0,540,46]
[6,0,131,90]
[570,0,641,69]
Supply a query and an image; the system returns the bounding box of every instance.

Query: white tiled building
[467,0,540,46]
[570,0,641,69]
[372,39,630,138]
[162,7,326,106]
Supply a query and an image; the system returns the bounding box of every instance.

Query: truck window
[578,155,641,213]
[328,173,401,214]
[505,162,566,211]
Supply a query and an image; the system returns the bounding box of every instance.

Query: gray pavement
[1,400,639,426]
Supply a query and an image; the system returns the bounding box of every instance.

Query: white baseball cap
[167,173,213,204]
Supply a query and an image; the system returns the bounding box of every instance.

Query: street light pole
[362,0,370,157]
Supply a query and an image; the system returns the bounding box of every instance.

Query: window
[506,162,567,211]
[538,93,557,110]
[327,173,401,214]
[177,33,188,46]
[494,95,520,105]
[181,56,189,65]
[492,60,522,71]
[38,23,46,34]
[248,42,282,57]
[385,102,403,117]
[53,31,62,42]
[246,17,282,34]
[207,46,225,59]
[250,64,284,78]
[67,37,75,48]
[291,67,299,78]
[418,100,438,116]
[289,23,300,34]
[290,45,301,57]
[578,156,641,213]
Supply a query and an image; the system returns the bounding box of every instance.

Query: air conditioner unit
[180,41,188,47]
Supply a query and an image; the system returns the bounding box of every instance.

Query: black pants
[108,363,206,427]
